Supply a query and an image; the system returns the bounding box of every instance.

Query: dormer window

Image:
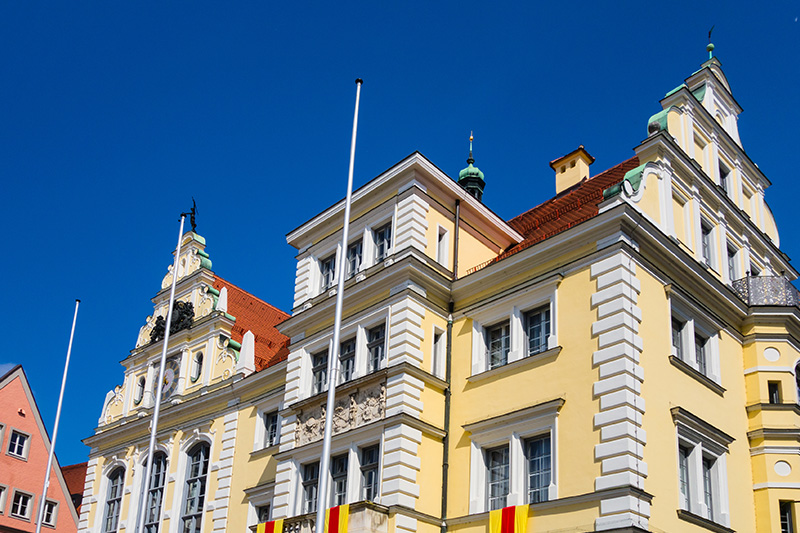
[320,254,336,292]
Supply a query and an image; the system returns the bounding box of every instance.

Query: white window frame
[726,242,739,282]
[670,294,722,384]
[244,482,274,528]
[6,428,31,460]
[42,499,59,528]
[0,484,7,515]
[10,489,34,521]
[436,225,449,268]
[253,390,283,450]
[699,218,716,269]
[180,441,211,532]
[672,407,732,527]
[133,376,146,405]
[431,326,446,379]
[346,239,364,279]
[372,221,393,263]
[129,447,169,533]
[189,351,203,383]
[469,277,559,375]
[466,399,562,514]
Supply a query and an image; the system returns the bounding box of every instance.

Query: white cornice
[286,152,522,250]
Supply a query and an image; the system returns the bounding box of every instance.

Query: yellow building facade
[82,54,800,533]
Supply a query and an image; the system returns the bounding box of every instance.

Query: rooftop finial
[468,131,474,164]
[707,25,715,59]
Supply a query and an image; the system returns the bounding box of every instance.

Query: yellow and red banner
[325,504,350,533]
[256,519,284,533]
[489,504,529,533]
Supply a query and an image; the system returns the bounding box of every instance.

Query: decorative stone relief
[136,315,159,348]
[198,286,215,317]
[295,382,386,446]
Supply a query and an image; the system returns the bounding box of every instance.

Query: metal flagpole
[315,78,363,533]
[35,299,80,533]
[135,215,186,533]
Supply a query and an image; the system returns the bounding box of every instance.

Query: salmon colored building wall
[0,367,78,532]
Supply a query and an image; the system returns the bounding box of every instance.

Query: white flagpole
[135,215,186,533]
[35,299,80,533]
[315,78,363,532]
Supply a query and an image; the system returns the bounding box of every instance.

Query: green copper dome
[459,157,485,181]
[457,135,486,202]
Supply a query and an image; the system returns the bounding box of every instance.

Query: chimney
[550,146,595,194]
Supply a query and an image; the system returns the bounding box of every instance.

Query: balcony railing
[251,501,390,533]
[732,275,800,307]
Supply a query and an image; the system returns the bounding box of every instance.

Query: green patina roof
[603,163,647,200]
[665,84,686,98]
[691,84,706,102]
[459,160,484,181]
[647,106,673,134]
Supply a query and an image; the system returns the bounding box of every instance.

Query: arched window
[103,467,125,533]
[190,353,203,383]
[144,453,167,533]
[134,377,146,404]
[182,443,210,532]
[795,362,800,402]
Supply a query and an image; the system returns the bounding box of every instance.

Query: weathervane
[181,198,197,232]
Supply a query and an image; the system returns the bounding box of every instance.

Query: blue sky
[2,2,798,465]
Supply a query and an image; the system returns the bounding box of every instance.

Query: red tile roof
[62,462,87,514]
[468,156,640,273]
[212,276,290,372]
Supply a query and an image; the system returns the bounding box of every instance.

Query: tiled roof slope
[469,156,640,273]
[212,276,290,371]
[62,462,88,514]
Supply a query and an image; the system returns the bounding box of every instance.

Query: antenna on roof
[707,25,715,59]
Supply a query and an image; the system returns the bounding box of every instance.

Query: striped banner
[489,504,529,533]
[325,504,350,533]
[256,519,284,533]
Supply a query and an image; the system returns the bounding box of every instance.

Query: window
[436,227,449,267]
[673,407,732,527]
[373,223,392,262]
[103,468,124,533]
[486,446,509,511]
[701,223,713,266]
[719,161,730,195]
[320,254,336,292]
[134,376,146,404]
[670,305,720,383]
[0,485,5,515]
[360,445,380,501]
[727,244,737,281]
[769,382,782,404]
[486,321,510,369]
[302,462,319,514]
[339,338,356,383]
[7,430,29,459]
[312,350,328,394]
[367,325,386,373]
[44,500,61,527]
[525,435,551,504]
[10,491,32,520]
[257,505,271,523]
[346,240,363,279]
[182,442,210,533]
[525,307,550,357]
[678,445,691,510]
[190,352,203,382]
[331,454,348,506]
[144,453,167,533]
[466,399,561,514]
[781,501,795,533]
[432,330,445,379]
[263,411,279,448]
[695,333,708,376]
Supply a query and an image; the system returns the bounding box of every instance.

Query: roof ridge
[213,275,289,318]
[508,156,640,225]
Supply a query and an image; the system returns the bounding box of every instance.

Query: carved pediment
[295,382,386,446]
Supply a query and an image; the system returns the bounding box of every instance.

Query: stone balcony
[732,275,800,307]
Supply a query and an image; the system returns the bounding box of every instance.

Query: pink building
[0,366,79,532]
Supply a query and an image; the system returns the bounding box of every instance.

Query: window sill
[668,356,725,396]
[250,444,279,459]
[468,347,561,383]
[6,452,28,462]
[677,510,734,533]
